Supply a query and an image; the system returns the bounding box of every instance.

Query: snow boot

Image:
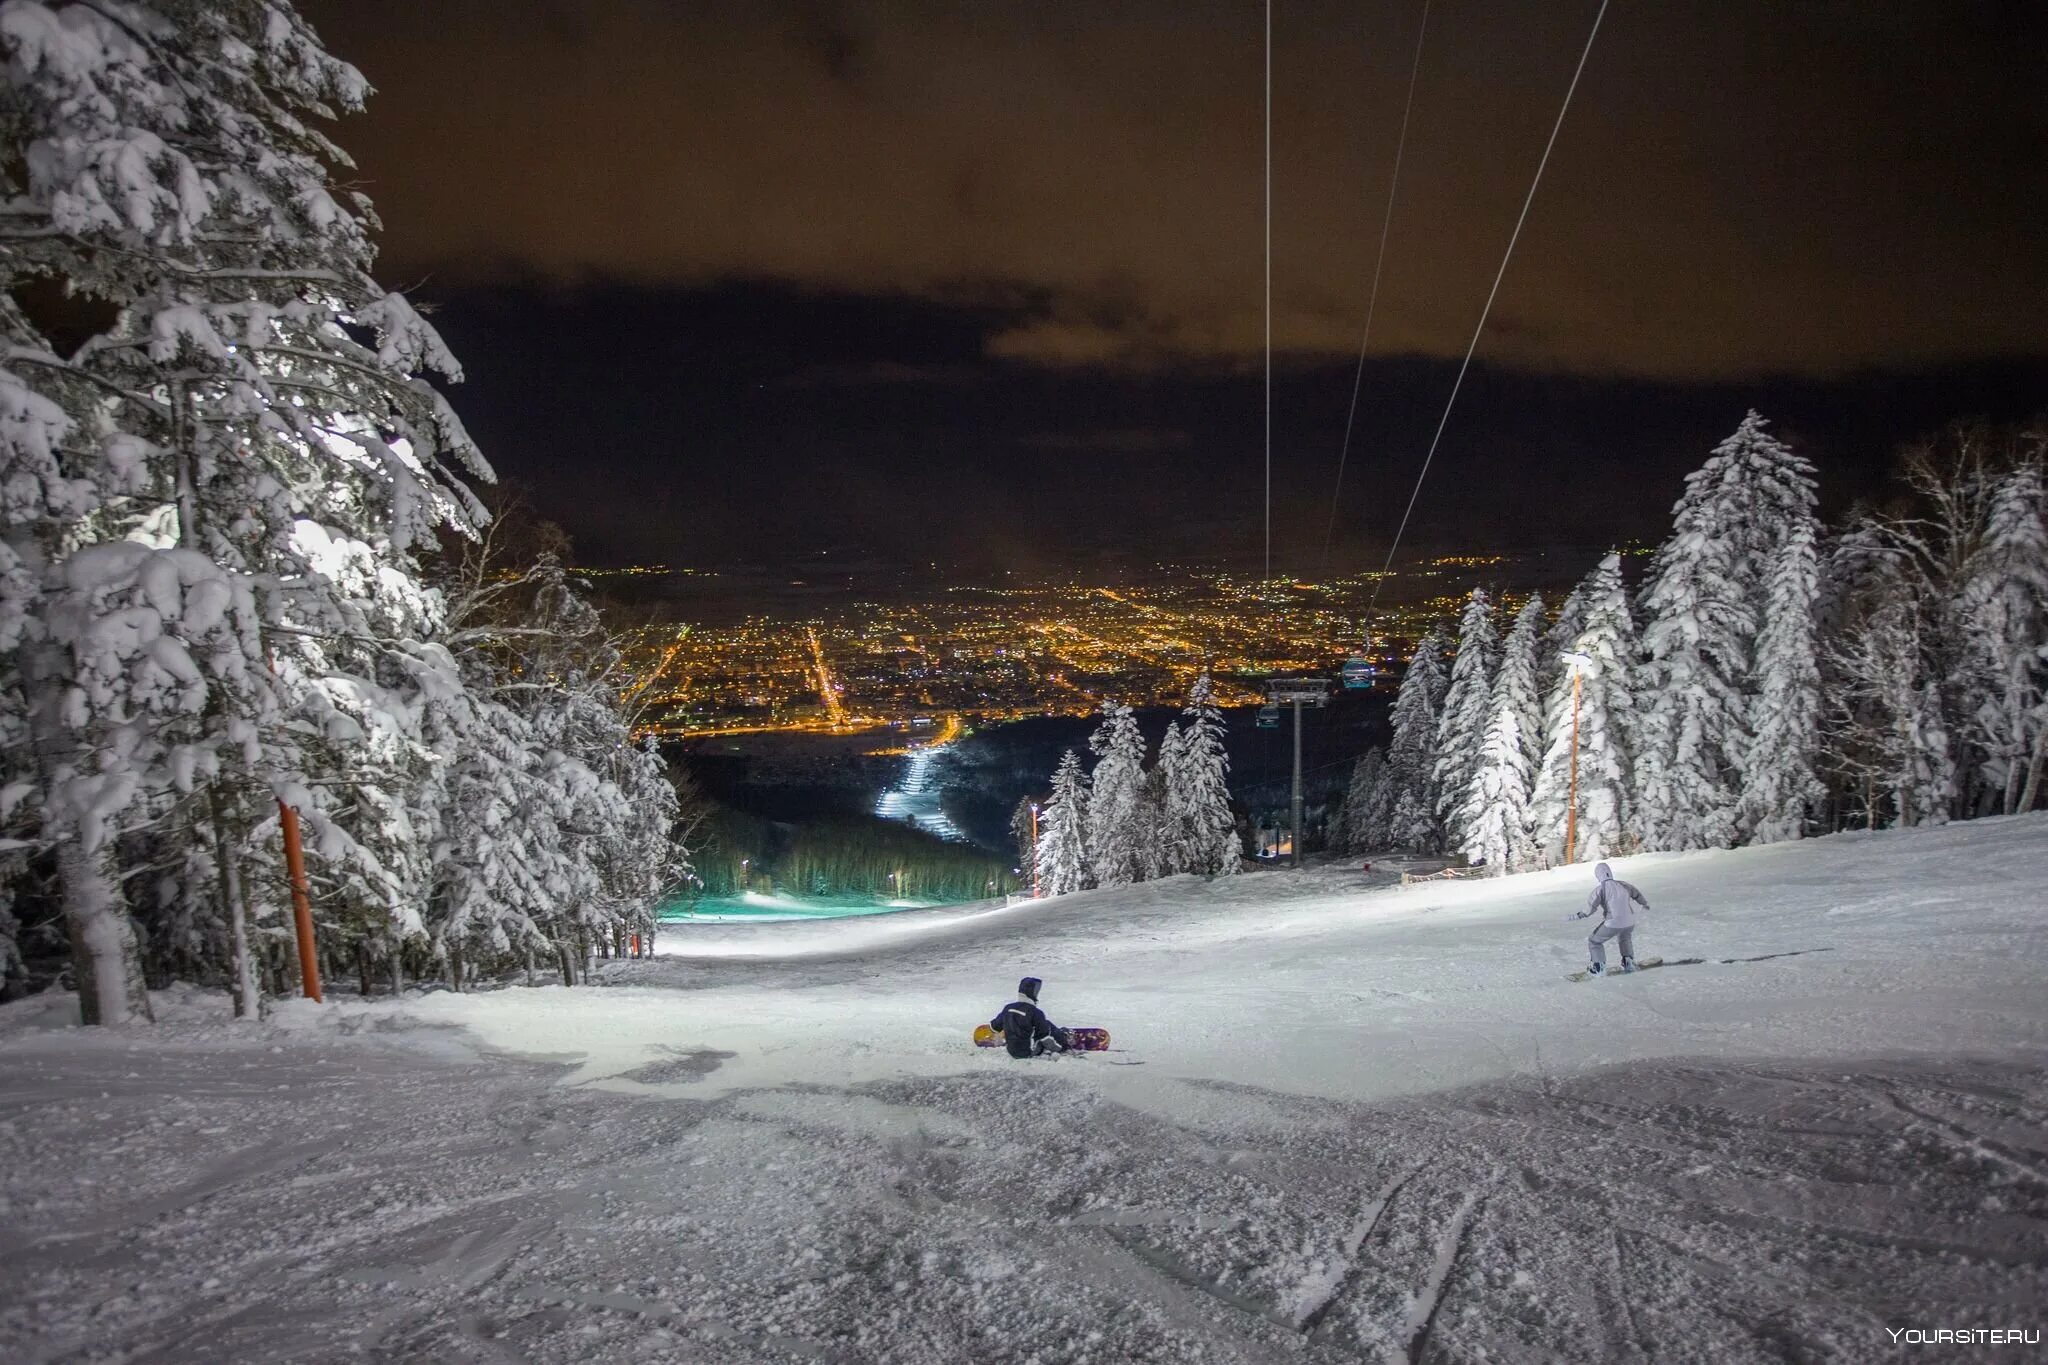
[1622,958,1637,973]
[1587,962,1604,975]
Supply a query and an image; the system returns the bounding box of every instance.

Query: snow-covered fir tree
[1342,747,1391,853]
[1637,413,1813,850]
[1821,425,2045,826]
[1825,589,1954,828]
[1742,520,1826,841]
[1009,795,1039,874]
[1385,629,1448,851]
[1434,591,1497,854]
[0,2,685,1015]
[1034,750,1090,896]
[1166,671,1240,876]
[1152,721,1187,876]
[1085,703,1151,887]
[0,1,493,1018]
[1529,554,1637,863]
[1956,462,2048,815]
[1458,596,1543,871]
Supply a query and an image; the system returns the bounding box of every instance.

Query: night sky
[300,1,2048,573]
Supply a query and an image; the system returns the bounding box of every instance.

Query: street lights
[1560,650,1591,864]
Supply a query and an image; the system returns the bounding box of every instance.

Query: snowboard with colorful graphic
[973,1024,1111,1051]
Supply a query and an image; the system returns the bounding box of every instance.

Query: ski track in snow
[2,816,2047,1362]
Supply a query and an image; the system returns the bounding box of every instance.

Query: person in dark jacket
[990,976,1072,1058]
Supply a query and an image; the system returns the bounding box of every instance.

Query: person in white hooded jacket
[1571,862,1649,974]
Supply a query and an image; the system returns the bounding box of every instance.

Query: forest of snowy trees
[1343,412,2048,870]
[1031,672,1243,896]
[0,2,686,1020]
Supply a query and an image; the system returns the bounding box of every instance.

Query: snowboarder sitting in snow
[1571,862,1649,974]
[991,977,1073,1058]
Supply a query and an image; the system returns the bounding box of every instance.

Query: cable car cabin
[1342,657,1376,690]
[1255,703,1281,729]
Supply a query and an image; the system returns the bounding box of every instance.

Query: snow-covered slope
[358,813,2048,1111]
[3,817,2045,1362]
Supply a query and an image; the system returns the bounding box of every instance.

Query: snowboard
[1565,957,1666,983]
[973,1024,1111,1052]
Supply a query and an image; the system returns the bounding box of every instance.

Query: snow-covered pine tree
[435,551,683,983]
[1138,744,1171,882]
[1957,462,2048,814]
[1458,596,1543,871]
[1009,795,1039,874]
[1341,747,1388,853]
[1171,671,1241,876]
[1819,425,2039,826]
[1085,703,1151,887]
[1153,721,1187,877]
[1825,590,1956,829]
[1385,629,1448,851]
[1742,520,1826,841]
[1034,750,1090,896]
[1433,590,1497,854]
[0,2,492,1018]
[1905,680,1958,827]
[1529,554,1637,863]
[1637,411,1818,850]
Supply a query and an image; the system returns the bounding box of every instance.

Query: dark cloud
[304,0,2047,381]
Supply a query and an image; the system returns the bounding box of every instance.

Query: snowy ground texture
[4,817,2047,1363]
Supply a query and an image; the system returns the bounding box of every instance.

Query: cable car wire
[1264,0,1273,587]
[1367,0,1610,617]
[1320,0,1432,576]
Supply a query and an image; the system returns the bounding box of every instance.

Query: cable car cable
[1366,0,1610,619]
[1320,0,1432,577]
[1264,0,1273,587]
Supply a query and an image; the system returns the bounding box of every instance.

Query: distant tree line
[677,801,1018,903]
[1342,413,2047,868]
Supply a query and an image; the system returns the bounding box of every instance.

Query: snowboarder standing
[1571,862,1649,974]
[990,977,1073,1058]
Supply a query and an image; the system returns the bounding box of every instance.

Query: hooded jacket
[1583,862,1649,929]
[991,978,1071,1058]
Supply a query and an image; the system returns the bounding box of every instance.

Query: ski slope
[3,817,2045,1362]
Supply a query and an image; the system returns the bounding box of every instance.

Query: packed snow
[4,816,2046,1362]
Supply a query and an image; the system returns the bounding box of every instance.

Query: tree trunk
[59,839,153,1026]
[357,941,374,997]
[448,944,463,993]
[390,942,404,998]
[523,948,535,988]
[208,788,263,1020]
[2020,728,2047,815]
[557,941,575,986]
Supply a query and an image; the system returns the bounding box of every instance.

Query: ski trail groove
[1884,1088,2048,1186]
[1295,1158,1428,1332]
[1403,1187,1485,1364]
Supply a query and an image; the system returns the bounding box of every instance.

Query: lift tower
[1266,676,1331,868]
